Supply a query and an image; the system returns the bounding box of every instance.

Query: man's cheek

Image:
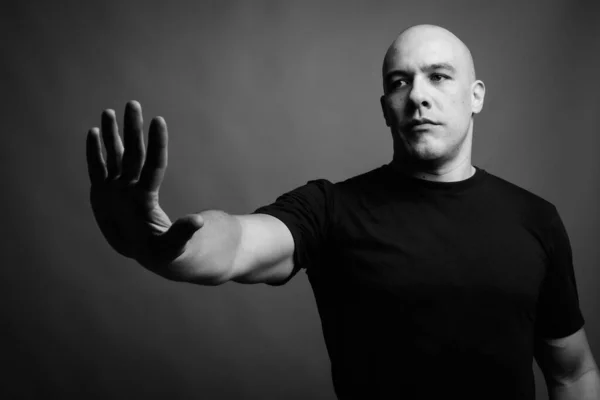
[389,102,406,123]
[388,95,405,109]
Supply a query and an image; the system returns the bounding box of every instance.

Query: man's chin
[394,134,447,161]
[408,142,445,161]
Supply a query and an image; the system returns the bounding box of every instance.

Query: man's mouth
[404,118,439,130]
[410,118,437,126]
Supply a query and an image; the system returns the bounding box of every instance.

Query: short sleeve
[534,209,585,339]
[251,179,334,284]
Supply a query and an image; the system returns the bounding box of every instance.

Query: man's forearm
[548,368,600,400]
[158,209,242,285]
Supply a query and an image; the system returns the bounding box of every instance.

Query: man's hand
[86,101,204,279]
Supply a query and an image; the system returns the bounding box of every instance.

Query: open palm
[86,101,202,276]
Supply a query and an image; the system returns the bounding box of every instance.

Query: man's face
[380,28,481,165]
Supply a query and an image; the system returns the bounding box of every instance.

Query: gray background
[1,1,599,399]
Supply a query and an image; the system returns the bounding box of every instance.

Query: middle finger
[120,100,145,182]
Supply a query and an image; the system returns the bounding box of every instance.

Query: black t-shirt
[252,163,584,400]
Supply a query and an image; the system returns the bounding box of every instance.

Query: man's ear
[380,95,391,127]
[471,80,485,115]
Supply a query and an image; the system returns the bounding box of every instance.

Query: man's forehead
[385,37,461,73]
[382,25,474,78]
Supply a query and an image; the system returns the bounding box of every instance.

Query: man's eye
[391,80,407,89]
[431,74,448,82]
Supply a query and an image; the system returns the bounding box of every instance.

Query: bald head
[382,24,476,90]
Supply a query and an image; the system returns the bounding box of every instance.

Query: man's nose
[408,76,431,109]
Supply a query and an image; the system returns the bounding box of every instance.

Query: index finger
[137,116,168,193]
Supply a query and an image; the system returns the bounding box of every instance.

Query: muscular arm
[170,211,295,286]
[230,213,295,285]
[87,101,296,286]
[535,328,600,400]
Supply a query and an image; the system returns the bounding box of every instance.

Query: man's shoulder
[332,163,388,190]
[482,169,558,217]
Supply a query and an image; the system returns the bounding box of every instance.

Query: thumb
[158,214,204,258]
[166,214,204,242]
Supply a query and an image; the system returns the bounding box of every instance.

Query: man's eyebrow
[384,62,457,81]
[424,62,456,73]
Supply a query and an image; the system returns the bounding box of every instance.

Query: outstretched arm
[86,101,296,286]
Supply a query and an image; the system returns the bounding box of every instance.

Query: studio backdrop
[1,1,599,399]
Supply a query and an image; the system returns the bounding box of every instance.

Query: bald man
[87,24,599,399]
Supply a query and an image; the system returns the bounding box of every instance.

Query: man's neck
[389,157,475,183]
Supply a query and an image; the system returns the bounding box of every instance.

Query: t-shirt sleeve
[534,208,585,339]
[251,178,334,285]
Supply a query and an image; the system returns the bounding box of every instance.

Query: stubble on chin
[401,130,442,158]
[393,130,457,172]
